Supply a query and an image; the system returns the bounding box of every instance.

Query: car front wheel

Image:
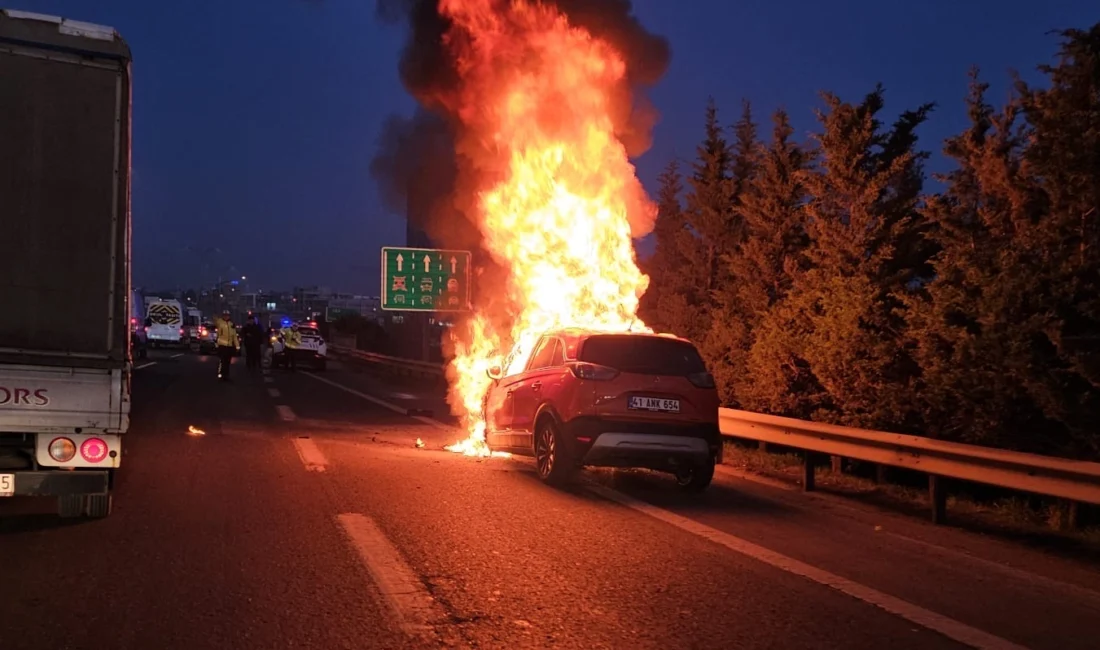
[675,455,715,493]
[534,418,575,485]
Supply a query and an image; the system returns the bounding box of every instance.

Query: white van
[144,298,183,347]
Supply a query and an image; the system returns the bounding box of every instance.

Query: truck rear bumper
[10,470,109,497]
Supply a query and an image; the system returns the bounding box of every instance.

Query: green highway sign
[381,246,471,312]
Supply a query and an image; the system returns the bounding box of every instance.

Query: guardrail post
[802,452,815,492]
[758,441,768,453]
[830,455,843,474]
[875,464,888,484]
[929,475,947,524]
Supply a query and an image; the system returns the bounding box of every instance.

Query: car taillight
[568,362,619,381]
[179,327,185,336]
[48,437,76,462]
[80,437,109,463]
[687,372,716,389]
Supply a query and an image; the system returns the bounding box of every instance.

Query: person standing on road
[282,323,302,372]
[215,311,240,382]
[241,316,263,371]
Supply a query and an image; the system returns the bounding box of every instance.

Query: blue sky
[14,0,1096,293]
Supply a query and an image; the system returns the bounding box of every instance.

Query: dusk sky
[17,0,1095,294]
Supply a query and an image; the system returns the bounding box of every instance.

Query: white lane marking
[337,513,439,640]
[586,484,1027,650]
[302,372,408,415]
[169,353,184,359]
[263,376,274,383]
[267,387,281,398]
[292,437,327,471]
[390,392,417,400]
[275,405,297,422]
[134,361,157,370]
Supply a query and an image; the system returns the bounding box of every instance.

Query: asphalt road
[2,351,1099,649]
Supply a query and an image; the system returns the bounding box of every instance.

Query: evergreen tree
[744,88,933,429]
[910,27,1100,459]
[697,101,758,403]
[640,160,700,337]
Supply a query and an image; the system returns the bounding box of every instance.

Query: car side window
[549,339,564,367]
[526,337,556,371]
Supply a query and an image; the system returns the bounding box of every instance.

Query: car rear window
[578,335,706,375]
[299,328,319,337]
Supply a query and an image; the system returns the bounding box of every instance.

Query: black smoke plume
[371,0,671,247]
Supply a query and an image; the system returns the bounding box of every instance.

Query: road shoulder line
[586,484,1027,650]
[336,513,440,641]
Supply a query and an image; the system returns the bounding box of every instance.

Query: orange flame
[440,0,655,456]
[187,425,206,436]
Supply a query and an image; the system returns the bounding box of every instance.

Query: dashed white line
[267,387,281,398]
[134,361,157,370]
[169,352,184,359]
[586,484,1027,650]
[275,405,297,422]
[292,437,327,471]
[301,371,408,415]
[263,376,274,383]
[390,392,417,400]
[336,513,439,640]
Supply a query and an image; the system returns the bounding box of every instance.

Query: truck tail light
[48,437,76,462]
[80,437,109,463]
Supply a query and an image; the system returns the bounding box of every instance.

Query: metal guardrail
[331,345,1100,523]
[720,407,1100,523]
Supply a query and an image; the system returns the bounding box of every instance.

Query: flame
[439,0,654,456]
[187,425,206,436]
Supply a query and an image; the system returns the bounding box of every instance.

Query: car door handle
[531,381,542,391]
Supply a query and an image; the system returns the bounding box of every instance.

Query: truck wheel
[57,494,113,518]
[84,494,113,518]
[58,495,84,518]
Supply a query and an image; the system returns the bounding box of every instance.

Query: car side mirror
[487,365,502,380]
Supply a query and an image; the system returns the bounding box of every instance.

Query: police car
[272,322,327,370]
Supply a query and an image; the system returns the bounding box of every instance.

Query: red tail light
[179,327,185,336]
[567,362,619,381]
[80,437,109,463]
[687,372,716,389]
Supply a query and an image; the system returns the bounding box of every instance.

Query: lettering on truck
[0,387,50,406]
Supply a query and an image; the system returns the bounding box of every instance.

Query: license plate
[0,473,13,497]
[628,396,680,413]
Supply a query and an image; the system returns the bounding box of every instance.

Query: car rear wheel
[675,455,715,492]
[535,418,575,485]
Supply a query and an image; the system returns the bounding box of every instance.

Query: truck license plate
[628,396,680,413]
[0,474,13,497]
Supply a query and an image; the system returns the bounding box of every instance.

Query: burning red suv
[483,329,721,491]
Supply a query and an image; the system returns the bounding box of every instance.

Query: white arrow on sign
[450,256,457,274]
[396,253,404,272]
[423,254,432,272]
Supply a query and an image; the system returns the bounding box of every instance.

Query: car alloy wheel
[535,422,556,479]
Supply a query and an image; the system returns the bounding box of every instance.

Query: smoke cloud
[370,0,671,247]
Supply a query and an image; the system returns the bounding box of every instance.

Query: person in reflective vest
[281,324,301,372]
[215,311,240,381]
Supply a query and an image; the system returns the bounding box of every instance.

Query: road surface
[2,351,1099,649]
